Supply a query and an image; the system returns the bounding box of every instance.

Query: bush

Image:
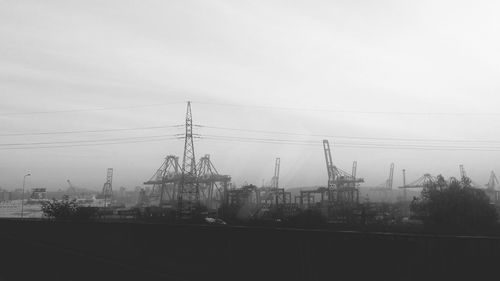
[41,199,98,221]
[411,176,498,231]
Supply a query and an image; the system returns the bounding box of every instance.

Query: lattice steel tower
[177,101,200,214]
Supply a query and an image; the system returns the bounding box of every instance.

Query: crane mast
[487,171,499,190]
[67,179,76,193]
[387,163,394,189]
[271,158,280,189]
[402,169,407,200]
[323,140,338,189]
[459,164,467,179]
[351,161,357,179]
[102,168,113,207]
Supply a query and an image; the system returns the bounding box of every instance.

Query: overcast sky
[1,0,499,191]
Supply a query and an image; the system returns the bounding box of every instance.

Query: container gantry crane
[458,164,482,188]
[257,158,289,205]
[322,140,363,204]
[486,171,499,190]
[101,168,113,207]
[485,171,500,202]
[398,173,436,190]
[372,163,395,201]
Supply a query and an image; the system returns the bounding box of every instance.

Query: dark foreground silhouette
[0,219,499,281]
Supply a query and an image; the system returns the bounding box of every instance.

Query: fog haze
[1,0,499,191]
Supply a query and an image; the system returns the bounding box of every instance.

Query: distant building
[30,188,47,200]
[485,189,500,203]
[0,190,11,202]
[10,189,24,200]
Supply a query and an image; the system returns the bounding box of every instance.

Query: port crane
[398,173,437,189]
[66,179,77,194]
[485,171,500,202]
[322,139,363,204]
[257,158,289,205]
[458,165,482,188]
[372,163,395,201]
[486,171,499,190]
[101,168,113,207]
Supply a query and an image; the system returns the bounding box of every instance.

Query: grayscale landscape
[0,1,499,280]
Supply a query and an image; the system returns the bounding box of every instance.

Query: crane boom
[487,171,499,190]
[460,164,467,179]
[271,158,280,189]
[323,140,338,189]
[388,163,394,189]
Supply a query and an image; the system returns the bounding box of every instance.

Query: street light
[21,171,31,219]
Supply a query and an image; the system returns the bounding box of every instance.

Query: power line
[2,120,498,145]
[201,135,500,151]
[203,137,500,151]
[0,125,183,137]
[0,137,181,150]
[193,101,500,117]
[4,131,500,152]
[3,122,497,145]
[0,134,181,147]
[0,102,185,116]
[3,99,498,117]
[197,124,500,144]
[202,136,318,146]
[202,134,318,144]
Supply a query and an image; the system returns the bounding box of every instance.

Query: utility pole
[402,169,406,201]
[20,171,31,219]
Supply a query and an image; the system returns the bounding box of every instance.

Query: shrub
[41,199,98,221]
[411,176,498,231]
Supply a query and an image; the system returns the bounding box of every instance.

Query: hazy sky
[1,0,499,191]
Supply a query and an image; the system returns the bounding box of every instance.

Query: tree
[411,175,498,230]
[41,198,98,220]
